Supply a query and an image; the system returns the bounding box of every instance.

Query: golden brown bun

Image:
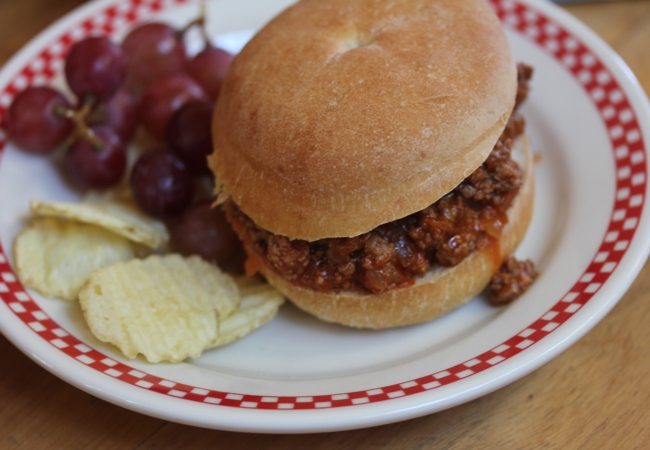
[210,0,517,241]
[259,135,534,329]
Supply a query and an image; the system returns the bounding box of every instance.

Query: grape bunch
[4,11,244,270]
[7,36,130,189]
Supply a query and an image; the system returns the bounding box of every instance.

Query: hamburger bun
[210,0,517,241]
[209,0,534,329]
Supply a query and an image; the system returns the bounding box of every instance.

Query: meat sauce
[226,64,535,298]
[489,255,537,305]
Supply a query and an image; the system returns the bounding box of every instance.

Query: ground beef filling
[226,65,534,297]
[488,255,537,305]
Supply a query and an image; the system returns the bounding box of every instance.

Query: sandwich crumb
[488,255,537,305]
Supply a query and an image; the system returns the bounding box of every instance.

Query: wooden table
[2,1,650,448]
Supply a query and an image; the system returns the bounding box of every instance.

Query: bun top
[210,0,516,241]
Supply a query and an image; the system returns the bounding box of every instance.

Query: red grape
[172,202,245,271]
[65,36,127,102]
[6,86,73,153]
[88,89,138,143]
[166,101,213,174]
[139,74,209,141]
[130,149,194,218]
[187,47,233,100]
[64,126,127,189]
[121,23,187,91]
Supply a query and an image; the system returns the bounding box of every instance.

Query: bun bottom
[260,136,535,329]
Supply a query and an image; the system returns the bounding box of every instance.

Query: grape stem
[179,3,212,49]
[54,97,103,150]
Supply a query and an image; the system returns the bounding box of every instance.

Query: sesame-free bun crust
[210,0,517,241]
[259,136,534,329]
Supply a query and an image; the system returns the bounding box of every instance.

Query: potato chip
[210,279,285,348]
[184,255,240,319]
[30,199,168,250]
[232,274,268,290]
[83,184,134,206]
[14,217,136,301]
[79,254,240,363]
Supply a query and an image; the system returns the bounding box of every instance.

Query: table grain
[2,1,650,448]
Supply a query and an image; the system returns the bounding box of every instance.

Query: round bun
[210,0,517,241]
[258,135,534,328]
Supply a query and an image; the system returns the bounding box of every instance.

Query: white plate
[1,0,649,434]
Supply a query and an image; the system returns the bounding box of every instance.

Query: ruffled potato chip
[14,217,136,301]
[83,185,134,206]
[30,199,168,250]
[79,254,240,363]
[211,279,285,348]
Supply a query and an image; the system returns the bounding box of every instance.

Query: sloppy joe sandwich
[209,0,537,328]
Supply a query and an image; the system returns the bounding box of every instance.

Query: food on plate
[138,74,209,141]
[121,22,188,92]
[30,199,169,250]
[14,217,135,301]
[15,200,282,360]
[63,125,128,190]
[488,255,537,306]
[187,46,234,100]
[87,88,139,143]
[172,201,246,271]
[6,11,283,363]
[6,11,234,192]
[210,0,537,328]
[210,277,285,348]
[5,86,74,153]
[166,100,215,175]
[129,149,195,219]
[64,36,127,102]
[78,254,280,363]
[79,254,238,362]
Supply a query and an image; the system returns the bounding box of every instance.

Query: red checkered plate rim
[0,0,649,433]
